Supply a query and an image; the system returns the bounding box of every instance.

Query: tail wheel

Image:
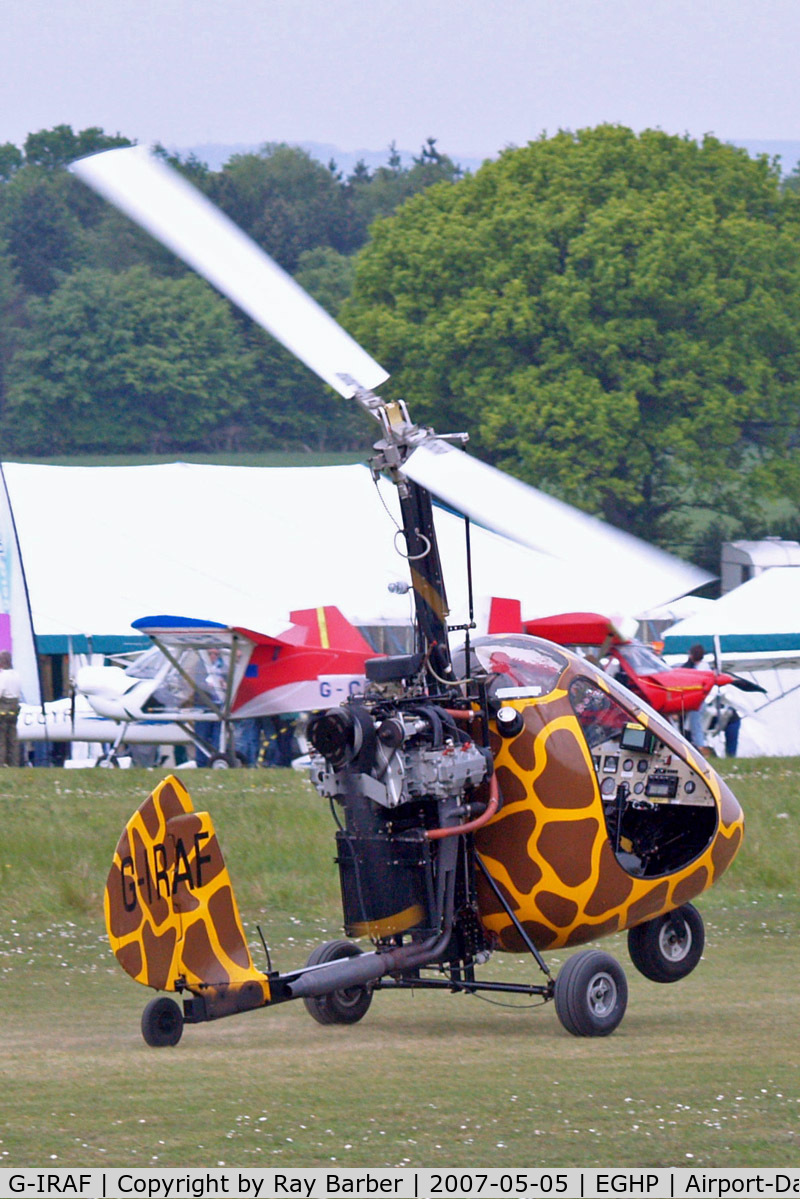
[627,903,705,983]
[554,949,628,1037]
[141,996,183,1047]
[302,939,373,1026]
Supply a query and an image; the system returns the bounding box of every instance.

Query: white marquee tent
[663,567,800,757]
[1,460,709,706]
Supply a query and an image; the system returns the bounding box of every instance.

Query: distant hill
[182,140,489,175]
[182,137,800,179]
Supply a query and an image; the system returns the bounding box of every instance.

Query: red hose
[426,771,500,840]
[442,708,476,721]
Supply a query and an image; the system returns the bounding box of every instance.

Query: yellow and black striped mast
[368,397,462,688]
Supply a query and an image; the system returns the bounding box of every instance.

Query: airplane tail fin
[487,596,523,634]
[289,605,375,654]
[105,775,270,1012]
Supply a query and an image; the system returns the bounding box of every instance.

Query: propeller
[724,674,767,694]
[71,146,710,611]
[70,146,388,401]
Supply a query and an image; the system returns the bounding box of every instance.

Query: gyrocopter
[72,146,744,1044]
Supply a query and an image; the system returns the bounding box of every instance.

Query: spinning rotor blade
[70,146,389,400]
[402,440,711,611]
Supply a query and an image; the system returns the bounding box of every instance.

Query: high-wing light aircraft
[20,606,375,766]
[73,146,744,1044]
[488,600,764,718]
[80,606,375,765]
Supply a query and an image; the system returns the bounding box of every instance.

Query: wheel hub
[587,971,618,1017]
[659,918,691,962]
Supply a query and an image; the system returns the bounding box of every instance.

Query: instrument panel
[591,723,714,807]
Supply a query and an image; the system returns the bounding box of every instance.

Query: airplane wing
[132,614,248,642]
[716,650,800,673]
[522,611,628,648]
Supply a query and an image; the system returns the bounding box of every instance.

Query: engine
[306,657,491,948]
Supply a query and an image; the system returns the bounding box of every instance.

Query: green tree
[2,266,256,454]
[346,139,463,236]
[0,239,23,410]
[23,124,132,170]
[235,329,370,451]
[294,245,355,316]
[782,159,800,194]
[344,126,800,548]
[0,166,84,294]
[208,143,355,272]
[0,126,171,295]
[0,143,23,182]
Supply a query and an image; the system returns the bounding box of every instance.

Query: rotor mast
[345,382,465,686]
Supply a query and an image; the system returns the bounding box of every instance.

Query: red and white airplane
[488,598,763,719]
[19,606,378,765]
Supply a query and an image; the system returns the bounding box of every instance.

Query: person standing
[0,650,22,766]
[682,643,710,755]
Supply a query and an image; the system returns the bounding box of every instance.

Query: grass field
[1,760,798,1168]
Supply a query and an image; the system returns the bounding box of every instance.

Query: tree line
[3,122,800,568]
[0,125,462,455]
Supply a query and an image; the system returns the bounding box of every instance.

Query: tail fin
[105,775,269,1007]
[487,596,523,634]
[289,605,375,654]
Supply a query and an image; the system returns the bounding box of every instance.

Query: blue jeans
[687,707,705,747]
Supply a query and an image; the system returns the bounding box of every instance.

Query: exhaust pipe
[286,836,459,1000]
[285,929,451,999]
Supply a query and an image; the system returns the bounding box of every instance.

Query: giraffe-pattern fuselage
[474,649,743,952]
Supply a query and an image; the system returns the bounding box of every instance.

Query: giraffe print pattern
[475,655,743,952]
[105,774,270,1004]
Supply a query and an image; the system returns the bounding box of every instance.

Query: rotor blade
[70,145,389,400]
[401,440,711,613]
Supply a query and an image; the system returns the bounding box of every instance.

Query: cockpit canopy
[615,641,671,675]
[452,634,569,700]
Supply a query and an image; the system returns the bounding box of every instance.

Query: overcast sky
[3,0,799,163]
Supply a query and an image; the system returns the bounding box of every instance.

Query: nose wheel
[627,903,705,982]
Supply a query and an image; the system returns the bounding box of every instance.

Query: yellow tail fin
[105,775,269,1009]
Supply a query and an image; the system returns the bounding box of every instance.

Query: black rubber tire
[554,949,628,1037]
[302,939,373,1026]
[627,903,705,983]
[141,996,183,1047]
[209,752,248,769]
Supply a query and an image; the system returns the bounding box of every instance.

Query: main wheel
[554,949,628,1037]
[141,995,183,1047]
[302,939,373,1026]
[627,903,705,983]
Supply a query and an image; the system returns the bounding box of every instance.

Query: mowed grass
[1,761,799,1168]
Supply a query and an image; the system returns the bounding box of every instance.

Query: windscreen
[616,642,670,674]
[453,635,569,699]
[126,645,231,710]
